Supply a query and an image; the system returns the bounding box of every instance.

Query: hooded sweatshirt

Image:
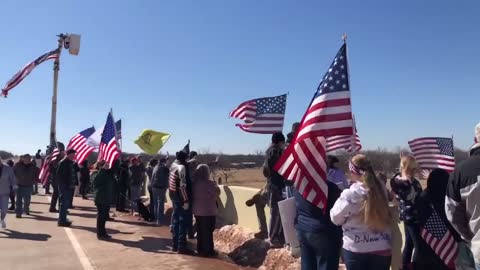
[330,182,391,254]
[445,146,480,264]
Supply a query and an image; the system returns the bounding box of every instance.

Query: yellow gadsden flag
[134,130,171,155]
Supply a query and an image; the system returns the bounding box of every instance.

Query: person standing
[263,132,286,247]
[187,151,199,239]
[295,180,342,270]
[6,160,15,211]
[192,164,220,257]
[69,162,80,209]
[79,160,90,200]
[49,151,65,213]
[169,150,194,254]
[56,149,77,227]
[245,182,269,239]
[146,159,158,221]
[116,159,130,212]
[446,122,480,269]
[0,160,17,229]
[390,155,423,270]
[330,154,392,270]
[93,160,115,239]
[326,155,349,190]
[13,154,37,218]
[151,157,169,225]
[129,157,145,214]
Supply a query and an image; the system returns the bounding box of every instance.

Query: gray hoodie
[0,163,17,196]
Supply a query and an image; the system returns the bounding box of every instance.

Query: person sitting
[192,164,220,257]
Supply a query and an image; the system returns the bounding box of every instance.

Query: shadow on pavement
[26,214,59,223]
[69,212,98,219]
[105,236,174,253]
[111,218,158,227]
[70,224,134,236]
[0,229,51,241]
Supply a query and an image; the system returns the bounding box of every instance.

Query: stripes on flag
[98,111,121,168]
[420,207,458,269]
[229,94,287,134]
[274,43,354,210]
[408,137,455,172]
[1,49,60,97]
[67,126,96,164]
[39,148,60,185]
[326,133,361,153]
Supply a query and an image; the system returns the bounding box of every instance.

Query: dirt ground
[217,168,266,189]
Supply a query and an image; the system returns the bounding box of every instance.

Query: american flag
[98,112,121,168]
[67,126,96,164]
[421,207,458,269]
[230,94,287,134]
[115,120,122,139]
[408,137,455,172]
[1,49,60,97]
[39,148,60,185]
[274,43,354,209]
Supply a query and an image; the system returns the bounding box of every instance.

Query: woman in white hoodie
[330,154,391,270]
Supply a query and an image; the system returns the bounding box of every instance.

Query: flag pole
[48,34,66,153]
[343,33,356,155]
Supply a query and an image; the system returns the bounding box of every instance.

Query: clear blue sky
[1,0,479,155]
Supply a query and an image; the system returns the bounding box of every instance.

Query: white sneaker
[1,219,6,229]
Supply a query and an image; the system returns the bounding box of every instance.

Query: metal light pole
[47,33,81,154]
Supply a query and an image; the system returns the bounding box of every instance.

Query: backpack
[152,165,170,189]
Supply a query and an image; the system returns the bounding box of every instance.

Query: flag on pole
[274,43,354,209]
[1,49,60,97]
[408,137,455,172]
[134,130,171,155]
[230,94,287,134]
[39,148,60,185]
[115,120,122,139]
[325,133,361,153]
[67,126,96,164]
[420,207,458,269]
[98,111,121,167]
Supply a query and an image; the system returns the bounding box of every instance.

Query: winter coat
[446,147,480,264]
[192,175,220,216]
[391,176,422,224]
[13,162,37,186]
[0,164,16,196]
[330,182,391,253]
[151,164,169,189]
[56,158,77,189]
[93,168,115,205]
[263,144,285,189]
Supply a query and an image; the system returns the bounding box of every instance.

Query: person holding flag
[56,149,77,227]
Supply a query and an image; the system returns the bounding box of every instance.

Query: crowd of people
[2,122,480,269]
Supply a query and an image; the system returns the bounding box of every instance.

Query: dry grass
[218,167,266,189]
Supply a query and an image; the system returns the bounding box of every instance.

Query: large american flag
[1,49,60,97]
[98,112,121,167]
[408,137,455,172]
[230,94,287,134]
[67,126,96,164]
[274,44,354,209]
[39,148,60,185]
[421,207,458,269]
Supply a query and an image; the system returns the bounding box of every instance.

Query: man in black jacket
[49,151,65,213]
[56,149,77,227]
[264,132,286,247]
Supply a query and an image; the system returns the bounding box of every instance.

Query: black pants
[403,224,426,270]
[116,186,128,211]
[33,183,38,194]
[195,216,216,255]
[45,182,51,194]
[268,184,285,245]
[96,203,110,236]
[50,182,59,210]
[80,180,90,198]
[148,186,154,220]
[9,189,15,209]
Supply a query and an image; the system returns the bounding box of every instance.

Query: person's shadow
[0,229,51,241]
[105,236,175,254]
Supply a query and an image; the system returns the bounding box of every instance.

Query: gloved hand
[183,203,189,210]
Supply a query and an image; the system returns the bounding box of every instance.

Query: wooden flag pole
[343,33,357,155]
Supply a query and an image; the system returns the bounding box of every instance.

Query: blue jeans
[343,249,391,270]
[152,188,166,224]
[0,195,9,220]
[296,229,342,270]
[16,186,33,215]
[59,186,73,223]
[171,201,188,250]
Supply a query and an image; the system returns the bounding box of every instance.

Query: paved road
[0,191,247,270]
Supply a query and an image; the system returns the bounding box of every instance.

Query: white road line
[46,195,95,270]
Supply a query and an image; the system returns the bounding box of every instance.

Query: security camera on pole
[47,33,81,154]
